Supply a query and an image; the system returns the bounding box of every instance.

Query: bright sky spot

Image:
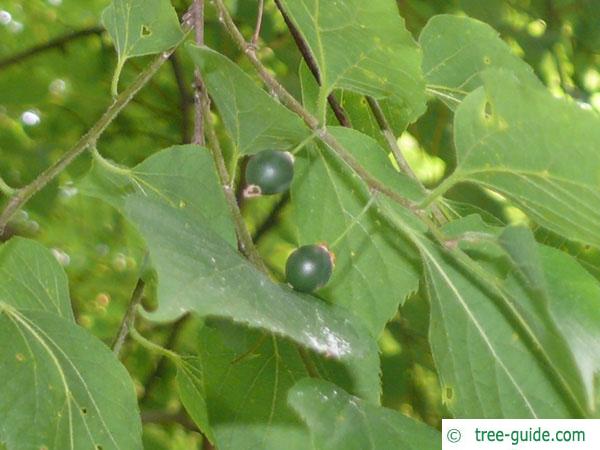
[21,110,41,126]
[0,10,12,25]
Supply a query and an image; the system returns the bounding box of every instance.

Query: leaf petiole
[111,57,126,98]
[0,176,15,197]
[129,327,182,363]
[91,145,133,176]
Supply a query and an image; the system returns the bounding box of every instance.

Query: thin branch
[251,0,265,48]
[192,0,206,145]
[190,0,265,269]
[252,193,289,242]
[201,94,269,272]
[169,52,193,143]
[272,0,444,223]
[0,29,192,233]
[130,327,182,361]
[0,26,104,70]
[141,409,199,432]
[213,0,421,216]
[112,278,146,356]
[365,97,419,180]
[273,0,351,127]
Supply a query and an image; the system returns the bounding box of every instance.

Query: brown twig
[0,26,104,70]
[192,0,206,145]
[112,278,146,356]
[141,409,199,432]
[251,0,265,48]
[252,193,289,242]
[213,0,421,216]
[273,0,351,127]
[169,52,193,143]
[202,96,269,272]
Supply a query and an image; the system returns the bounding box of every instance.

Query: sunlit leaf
[420,237,571,417]
[420,15,541,107]
[101,0,183,91]
[292,127,422,336]
[449,70,600,247]
[189,45,310,155]
[278,0,426,122]
[78,145,236,245]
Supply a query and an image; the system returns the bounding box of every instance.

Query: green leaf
[84,145,380,400]
[540,247,600,413]
[189,45,310,155]
[289,379,441,450]
[450,70,600,247]
[79,145,236,245]
[176,357,214,444]
[420,15,541,108]
[0,307,142,450]
[278,0,426,122]
[500,228,600,413]
[126,194,380,401]
[420,238,572,418]
[292,127,422,336]
[0,237,73,320]
[101,0,183,92]
[177,326,311,450]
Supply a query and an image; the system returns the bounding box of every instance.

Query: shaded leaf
[176,357,214,443]
[289,379,441,450]
[0,307,142,450]
[177,326,311,450]
[501,228,600,413]
[126,194,380,401]
[540,247,600,414]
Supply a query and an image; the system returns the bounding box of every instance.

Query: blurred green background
[0,0,598,447]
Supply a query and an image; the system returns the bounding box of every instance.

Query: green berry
[285,244,334,293]
[245,150,294,196]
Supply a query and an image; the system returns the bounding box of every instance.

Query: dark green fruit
[285,244,334,293]
[245,150,294,195]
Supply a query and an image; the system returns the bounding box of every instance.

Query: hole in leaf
[483,101,493,120]
[81,407,87,415]
[444,386,454,401]
[141,24,151,37]
[96,445,103,450]
[483,55,492,65]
